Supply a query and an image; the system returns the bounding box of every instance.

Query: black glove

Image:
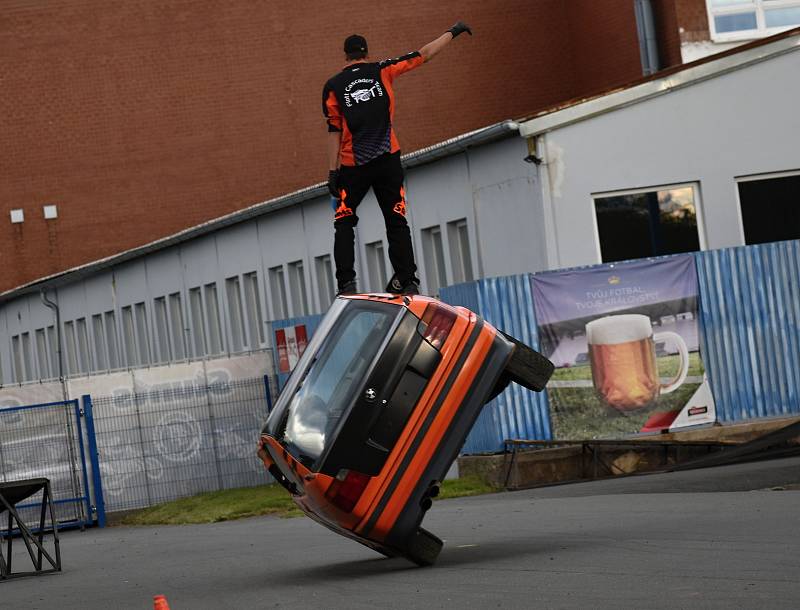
[327,169,340,199]
[447,21,472,38]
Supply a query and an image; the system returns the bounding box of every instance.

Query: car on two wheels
[258,293,553,565]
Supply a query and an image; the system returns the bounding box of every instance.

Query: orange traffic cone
[153,594,171,610]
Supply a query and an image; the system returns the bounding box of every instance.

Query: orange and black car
[258,294,553,565]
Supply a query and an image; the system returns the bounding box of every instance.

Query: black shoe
[400,278,420,296]
[337,280,358,296]
[385,274,404,294]
[385,274,420,296]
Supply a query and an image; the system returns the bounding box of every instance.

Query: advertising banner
[532,255,715,439]
[275,325,309,374]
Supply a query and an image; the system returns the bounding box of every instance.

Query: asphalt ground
[4,456,800,609]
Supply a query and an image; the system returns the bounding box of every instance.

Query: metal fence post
[205,383,225,492]
[72,400,92,529]
[263,375,273,413]
[132,392,153,507]
[81,395,106,528]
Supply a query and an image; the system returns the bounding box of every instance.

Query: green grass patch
[436,475,495,500]
[117,475,495,526]
[117,485,302,526]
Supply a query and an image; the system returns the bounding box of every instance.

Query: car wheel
[375,544,398,559]
[500,331,554,392]
[405,527,443,567]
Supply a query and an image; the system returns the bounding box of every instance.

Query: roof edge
[519,27,800,137]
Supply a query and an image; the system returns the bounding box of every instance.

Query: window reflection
[714,12,758,32]
[281,303,396,467]
[765,7,800,26]
[594,185,701,263]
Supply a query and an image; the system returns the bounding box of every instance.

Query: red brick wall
[1,0,655,293]
[674,0,711,43]
[564,0,644,95]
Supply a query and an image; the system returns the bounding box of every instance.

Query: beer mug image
[586,314,689,412]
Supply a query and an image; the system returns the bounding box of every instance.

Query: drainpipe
[41,288,87,524]
[635,0,661,75]
[40,289,67,399]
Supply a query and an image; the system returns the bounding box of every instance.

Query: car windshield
[270,299,398,468]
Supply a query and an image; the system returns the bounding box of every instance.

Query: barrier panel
[695,240,800,422]
[0,400,96,528]
[90,376,271,513]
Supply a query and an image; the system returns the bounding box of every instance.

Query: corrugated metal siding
[695,240,800,422]
[441,276,552,453]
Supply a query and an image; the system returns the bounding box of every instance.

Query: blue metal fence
[0,399,99,528]
[267,240,800,453]
[442,276,552,453]
[695,240,800,422]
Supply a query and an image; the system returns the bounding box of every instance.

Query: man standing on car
[323,21,472,296]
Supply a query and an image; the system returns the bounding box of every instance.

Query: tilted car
[258,294,553,565]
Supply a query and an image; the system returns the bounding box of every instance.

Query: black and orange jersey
[323,52,425,166]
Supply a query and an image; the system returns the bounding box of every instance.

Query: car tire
[375,544,399,559]
[405,527,443,567]
[500,331,554,392]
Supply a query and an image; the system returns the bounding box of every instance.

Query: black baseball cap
[344,34,368,54]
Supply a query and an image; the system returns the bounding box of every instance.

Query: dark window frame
[593,183,704,263]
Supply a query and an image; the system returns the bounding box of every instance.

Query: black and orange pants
[333,151,417,289]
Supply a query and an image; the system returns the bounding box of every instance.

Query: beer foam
[586,314,653,345]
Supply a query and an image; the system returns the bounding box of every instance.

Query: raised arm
[420,21,472,62]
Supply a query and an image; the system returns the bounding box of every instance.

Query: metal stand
[0,478,62,579]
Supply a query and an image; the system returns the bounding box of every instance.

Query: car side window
[282,306,395,466]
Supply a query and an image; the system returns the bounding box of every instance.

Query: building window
[243,272,265,347]
[707,0,800,41]
[738,172,800,245]
[204,283,223,355]
[365,241,388,292]
[63,322,78,375]
[269,265,288,320]
[47,325,59,375]
[12,333,33,382]
[11,335,24,382]
[153,297,171,363]
[121,304,150,367]
[35,328,50,379]
[121,306,136,366]
[315,254,336,310]
[189,287,207,357]
[92,315,107,371]
[104,312,120,370]
[288,260,309,316]
[75,317,91,373]
[226,276,246,353]
[168,293,187,360]
[421,225,447,295]
[447,218,474,284]
[593,184,702,263]
[21,333,32,381]
[133,303,150,365]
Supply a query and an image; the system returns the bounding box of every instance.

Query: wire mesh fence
[0,401,90,528]
[91,377,271,513]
